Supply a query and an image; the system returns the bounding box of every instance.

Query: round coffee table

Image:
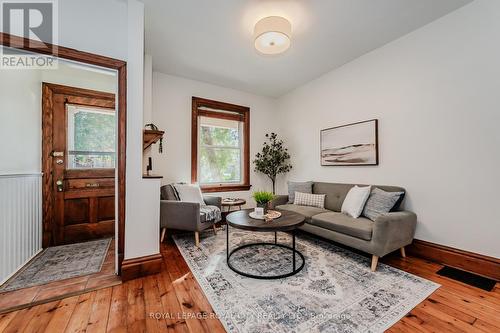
[225,209,305,279]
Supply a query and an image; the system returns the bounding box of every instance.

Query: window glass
[199,116,242,184]
[67,105,116,169]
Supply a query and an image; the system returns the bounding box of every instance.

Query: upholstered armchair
[160,184,222,246]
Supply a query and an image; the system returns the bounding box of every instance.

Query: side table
[221,199,246,223]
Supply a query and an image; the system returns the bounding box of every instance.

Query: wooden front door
[42,83,116,245]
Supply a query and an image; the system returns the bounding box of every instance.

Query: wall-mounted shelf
[143,129,164,150]
[142,174,163,179]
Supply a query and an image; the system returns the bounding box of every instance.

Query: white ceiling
[143,0,472,97]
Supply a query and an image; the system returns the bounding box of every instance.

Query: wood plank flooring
[0,240,120,314]
[0,237,499,333]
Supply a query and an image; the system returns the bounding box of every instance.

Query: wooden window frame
[192,96,251,192]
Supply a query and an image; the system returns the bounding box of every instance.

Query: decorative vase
[257,202,269,215]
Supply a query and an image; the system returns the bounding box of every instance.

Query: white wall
[143,54,153,172]
[124,0,160,259]
[0,70,42,174]
[277,0,500,258]
[58,0,128,61]
[143,54,153,124]
[151,73,279,206]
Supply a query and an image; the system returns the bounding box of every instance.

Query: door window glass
[67,105,116,169]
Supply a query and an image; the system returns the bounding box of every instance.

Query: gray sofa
[160,184,222,246]
[271,182,417,271]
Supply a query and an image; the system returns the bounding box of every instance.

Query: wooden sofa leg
[160,228,166,243]
[195,231,200,247]
[371,255,379,272]
[212,224,217,234]
[400,246,406,258]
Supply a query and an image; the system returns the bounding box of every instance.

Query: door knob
[56,180,64,192]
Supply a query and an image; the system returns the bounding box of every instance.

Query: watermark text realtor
[1,0,58,69]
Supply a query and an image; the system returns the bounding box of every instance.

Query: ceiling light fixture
[254,16,291,55]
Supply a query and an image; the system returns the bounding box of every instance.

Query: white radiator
[0,174,42,285]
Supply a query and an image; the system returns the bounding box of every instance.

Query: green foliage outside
[199,125,241,183]
[72,111,115,168]
[253,133,292,194]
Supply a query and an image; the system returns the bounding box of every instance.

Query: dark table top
[226,209,305,232]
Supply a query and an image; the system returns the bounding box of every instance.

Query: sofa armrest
[371,211,417,257]
[160,200,201,231]
[203,195,222,209]
[269,195,289,209]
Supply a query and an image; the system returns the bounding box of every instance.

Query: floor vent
[437,266,497,291]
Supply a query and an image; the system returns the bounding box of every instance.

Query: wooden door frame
[0,32,127,274]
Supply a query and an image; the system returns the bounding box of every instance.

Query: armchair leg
[160,228,166,243]
[400,247,406,258]
[371,255,379,272]
[194,231,200,247]
[212,224,217,234]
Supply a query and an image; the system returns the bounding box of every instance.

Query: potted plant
[253,133,292,194]
[252,191,275,215]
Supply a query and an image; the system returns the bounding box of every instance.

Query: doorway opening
[0,33,126,313]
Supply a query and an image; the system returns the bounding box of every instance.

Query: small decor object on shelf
[252,191,275,215]
[144,123,164,153]
[146,157,153,176]
[253,133,292,194]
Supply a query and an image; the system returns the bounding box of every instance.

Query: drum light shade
[254,16,291,55]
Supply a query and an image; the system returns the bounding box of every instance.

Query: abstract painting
[321,119,378,166]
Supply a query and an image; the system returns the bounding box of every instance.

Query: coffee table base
[226,228,305,279]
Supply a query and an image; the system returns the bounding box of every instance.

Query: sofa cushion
[341,185,371,218]
[287,181,313,203]
[313,182,353,212]
[160,184,179,201]
[310,212,373,241]
[362,188,404,221]
[312,182,406,212]
[293,192,326,208]
[276,204,329,222]
[174,184,205,204]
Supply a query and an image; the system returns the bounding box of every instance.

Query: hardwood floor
[0,237,499,333]
[0,240,120,314]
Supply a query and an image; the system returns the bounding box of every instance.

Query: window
[192,97,250,192]
[67,105,116,169]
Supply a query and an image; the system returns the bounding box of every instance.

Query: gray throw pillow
[288,181,313,204]
[362,188,404,221]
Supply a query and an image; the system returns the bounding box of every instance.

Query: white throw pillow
[294,192,326,209]
[341,186,371,218]
[173,184,205,204]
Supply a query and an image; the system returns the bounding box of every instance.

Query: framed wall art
[320,119,378,166]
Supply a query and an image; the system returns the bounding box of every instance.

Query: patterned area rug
[0,238,111,292]
[173,230,439,333]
